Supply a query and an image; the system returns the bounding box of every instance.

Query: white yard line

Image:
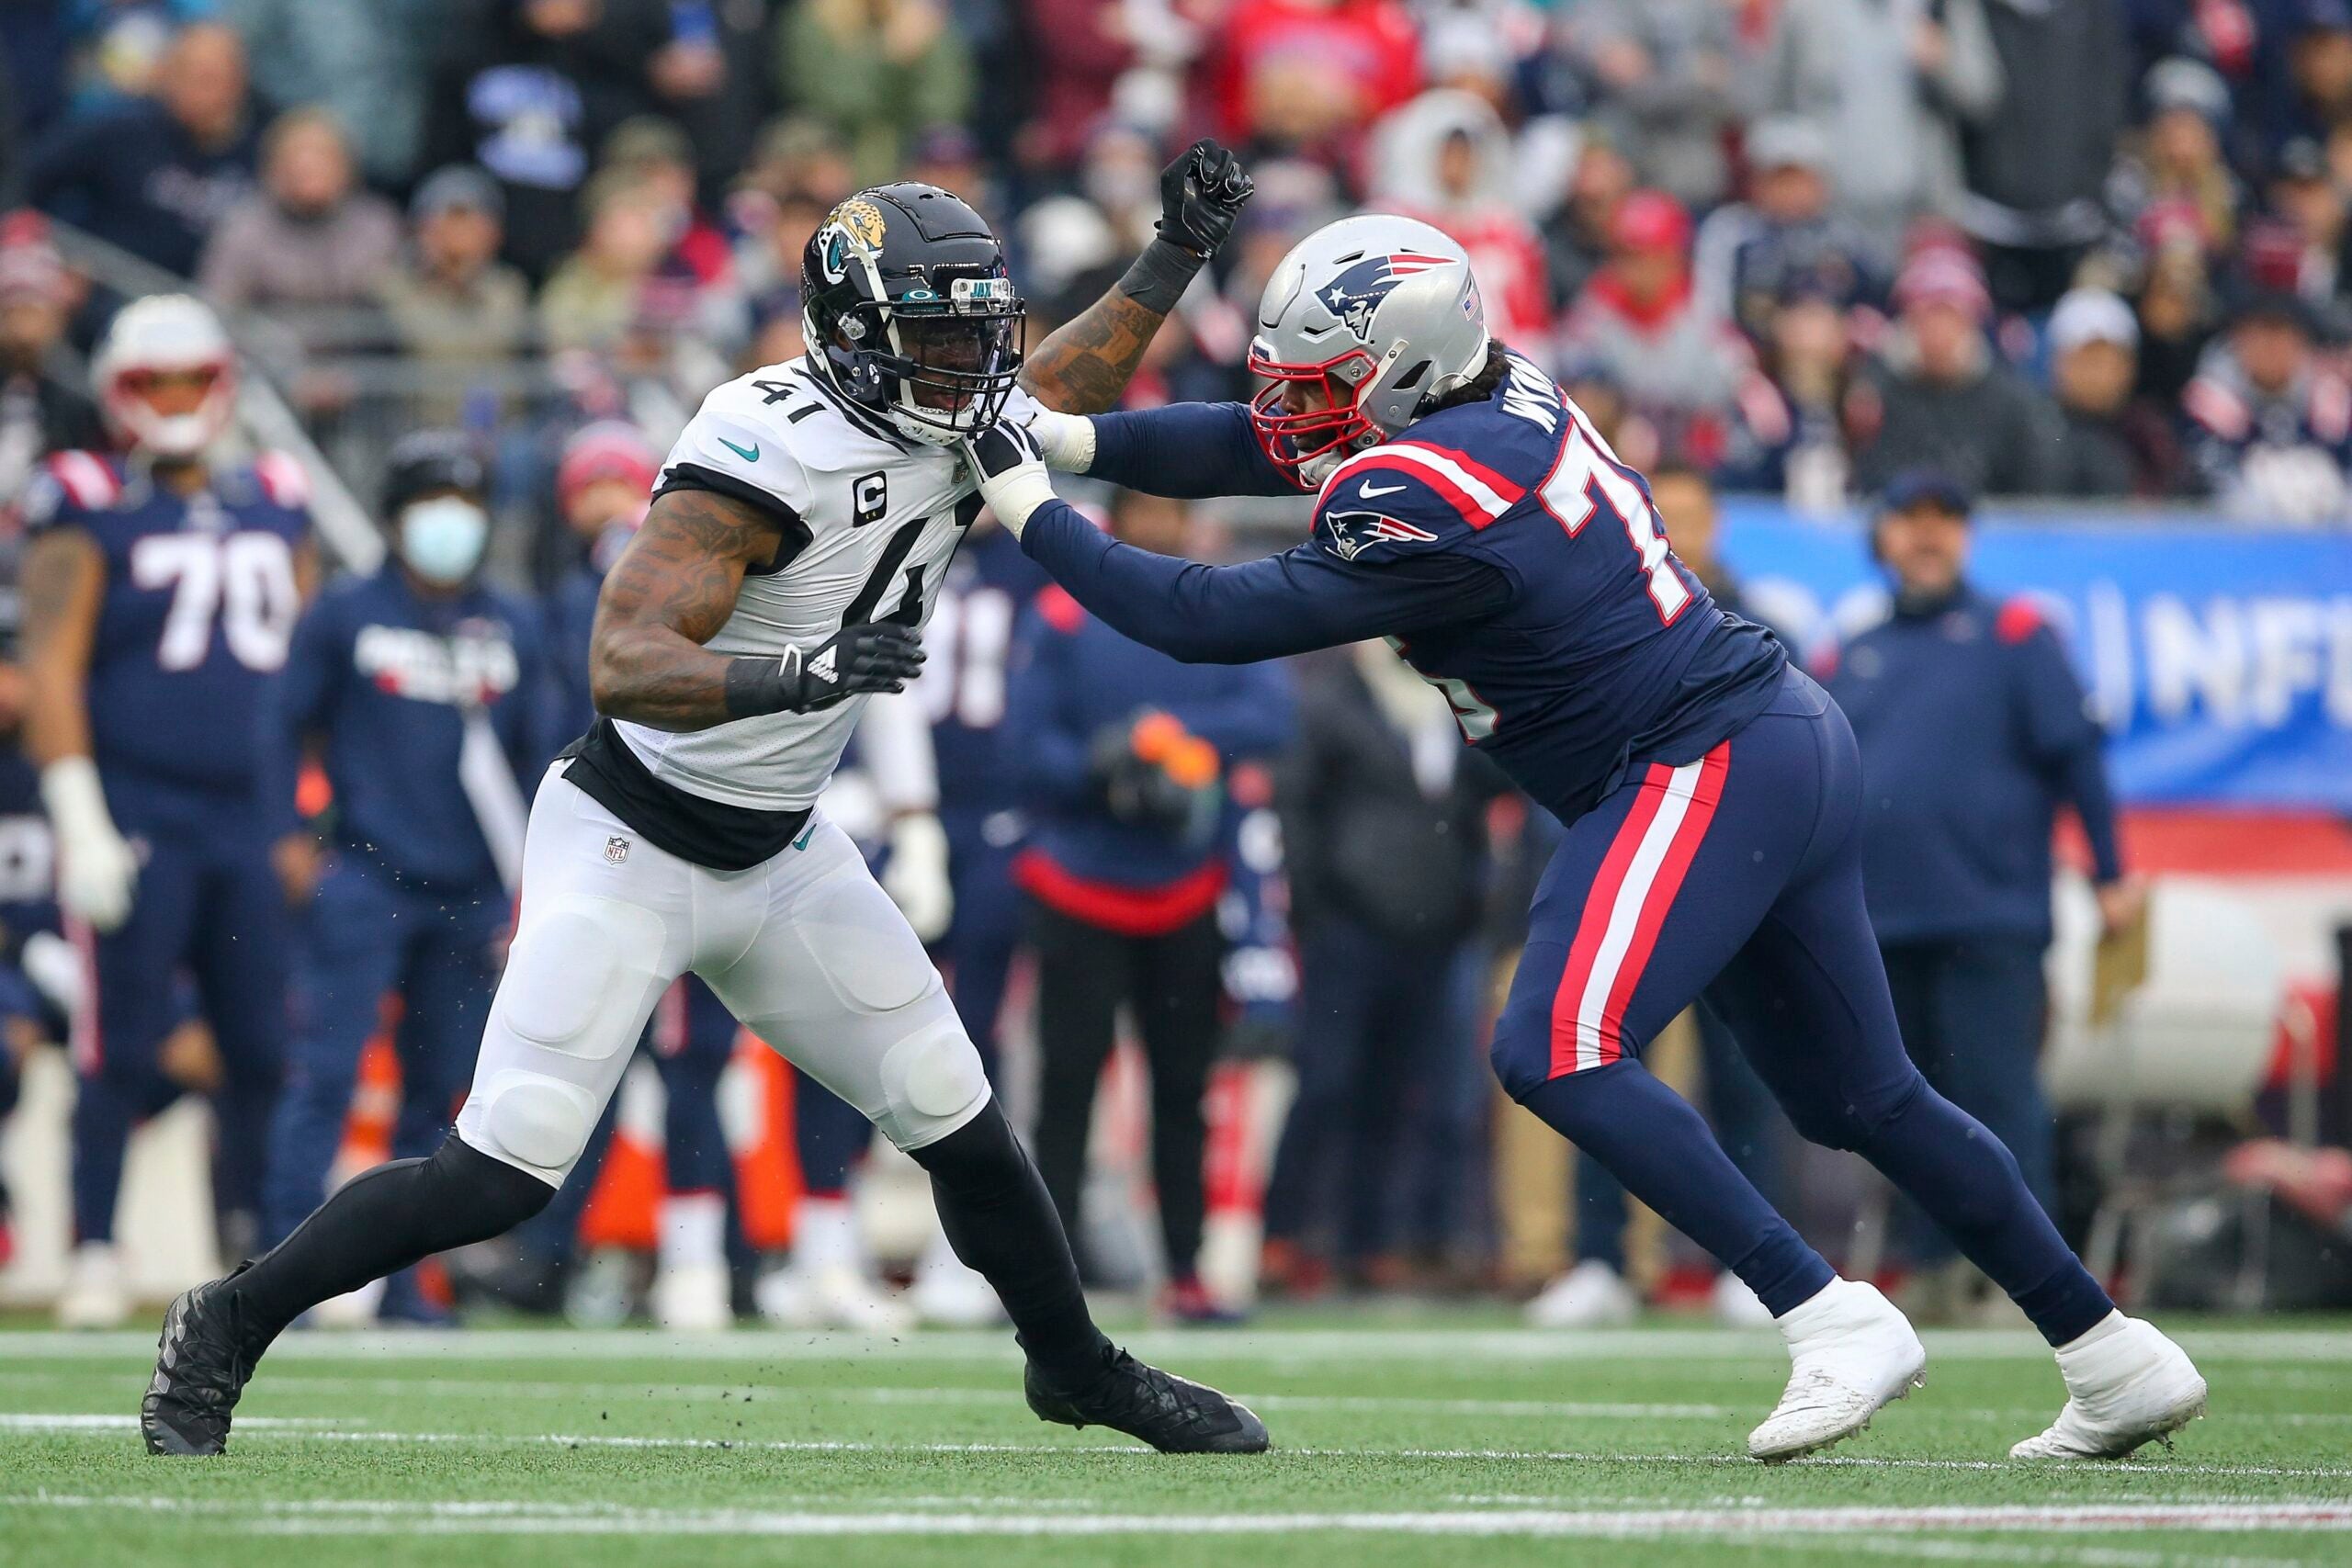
[4,1494,2349,1540]
[13,1369,2349,1430]
[3,1326,2348,1364]
[8,1413,2346,1481]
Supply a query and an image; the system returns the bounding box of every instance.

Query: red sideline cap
[558,420,661,507]
[1609,189,1691,254]
[1894,248,1991,320]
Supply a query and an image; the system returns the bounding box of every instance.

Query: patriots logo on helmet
[1321,509,1440,561]
[1317,252,1455,343]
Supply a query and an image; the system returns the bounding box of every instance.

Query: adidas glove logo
[807,645,839,683]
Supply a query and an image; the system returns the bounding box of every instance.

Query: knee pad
[476,1070,600,1175]
[1489,1018,1557,1106]
[494,893,667,1063]
[875,1017,990,1152]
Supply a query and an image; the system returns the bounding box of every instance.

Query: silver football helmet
[1248,214,1490,482]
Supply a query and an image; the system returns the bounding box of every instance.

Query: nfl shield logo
[605,836,631,864]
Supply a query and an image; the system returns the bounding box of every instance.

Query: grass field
[0,1311,2346,1567]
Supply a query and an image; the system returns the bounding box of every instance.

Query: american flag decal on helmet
[1317,251,1458,343]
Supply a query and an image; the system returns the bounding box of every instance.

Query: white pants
[454,765,992,1186]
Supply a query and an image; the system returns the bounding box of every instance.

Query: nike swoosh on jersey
[1359,481,1407,498]
[719,437,761,463]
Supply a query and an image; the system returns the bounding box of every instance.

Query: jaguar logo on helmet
[817,197,889,283]
[1317,252,1456,343]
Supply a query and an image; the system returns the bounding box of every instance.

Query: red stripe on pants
[1549,762,1675,1078]
[1594,743,1731,1066]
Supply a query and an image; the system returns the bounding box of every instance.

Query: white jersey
[613,360,1038,811]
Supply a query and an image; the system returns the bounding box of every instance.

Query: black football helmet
[801,184,1025,445]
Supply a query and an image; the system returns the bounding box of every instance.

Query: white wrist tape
[40,756,118,843]
[982,465,1062,538]
[1027,409,1098,473]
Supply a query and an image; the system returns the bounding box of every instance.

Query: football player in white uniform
[145,146,1271,1457]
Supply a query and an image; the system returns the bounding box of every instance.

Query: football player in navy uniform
[20,295,313,1327]
[967,215,2209,1462]
[144,146,1274,1460]
[262,432,559,1324]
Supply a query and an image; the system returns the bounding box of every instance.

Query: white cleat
[2009,1312,2207,1460]
[1523,1259,1640,1329]
[911,1252,1003,1328]
[54,1241,130,1330]
[1711,1271,1777,1328]
[1747,1278,1927,1462]
[649,1262,735,1331]
[755,1264,914,1336]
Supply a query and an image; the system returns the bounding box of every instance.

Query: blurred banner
[1716,505,2352,810]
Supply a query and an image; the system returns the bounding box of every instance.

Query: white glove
[19,929,83,1021]
[1019,405,1097,473]
[882,811,955,943]
[41,757,138,932]
[962,421,1059,538]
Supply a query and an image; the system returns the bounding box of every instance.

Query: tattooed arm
[590,487,778,731]
[1017,139,1253,414]
[1019,288,1175,415]
[19,527,103,766]
[590,486,922,732]
[23,524,142,931]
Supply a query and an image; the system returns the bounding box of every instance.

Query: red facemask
[1247,342,1381,481]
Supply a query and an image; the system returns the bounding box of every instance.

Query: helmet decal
[817,197,888,284]
[1317,251,1456,342]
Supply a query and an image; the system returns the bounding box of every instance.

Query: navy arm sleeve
[260,594,345,839]
[1019,499,1513,665]
[1084,401,1304,500]
[2014,624,2124,884]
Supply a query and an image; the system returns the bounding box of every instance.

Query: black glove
[1087,724,1198,833]
[725,623,924,717]
[1156,138,1254,259]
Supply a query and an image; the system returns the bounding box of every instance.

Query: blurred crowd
[0,0,2348,520]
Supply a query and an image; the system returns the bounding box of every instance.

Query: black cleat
[141,1264,263,1456]
[1024,1344,1271,1454]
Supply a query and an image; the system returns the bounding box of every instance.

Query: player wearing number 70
[19,294,318,1329]
[970,213,2210,1464]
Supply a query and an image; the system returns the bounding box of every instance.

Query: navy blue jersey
[276,569,559,889]
[1035,354,1788,823]
[914,523,1049,818]
[1824,585,2122,945]
[25,450,310,806]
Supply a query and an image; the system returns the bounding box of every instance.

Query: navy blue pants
[262,855,506,1247]
[1882,936,2056,1266]
[1265,918,1472,1264]
[1570,999,1791,1273]
[1490,671,2111,1344]
[72,812,288,1246]
[937,807,1024,1081]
